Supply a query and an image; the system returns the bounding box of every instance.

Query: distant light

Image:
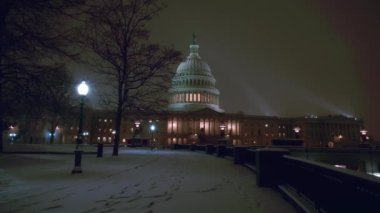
[293,127,301,133]
[9,133,16,137]
[112,130,116,135]
[135,121,141,128]
[83,131,89,136]
[77,81,89,96]
[265,124,268,128]
[220,124,226,131]
[150,125,156,131]
[360,129,368,135]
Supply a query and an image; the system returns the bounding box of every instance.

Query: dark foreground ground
[0,147,296,213]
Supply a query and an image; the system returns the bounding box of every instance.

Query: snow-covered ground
[0,146,296,213]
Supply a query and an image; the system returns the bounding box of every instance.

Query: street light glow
[293,127,301,133]
[77,81,89,96]
[360,129,368,135]
[220,124,226,131]
[150,125,156,131]
[135,121,141,128]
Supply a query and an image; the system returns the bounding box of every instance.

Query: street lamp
[216,123,227,157]
[293,126,301,139]
[72,81,89,174]
[134,121,141,137]
[135,121,141,128]
[360,129,368,142]
[217,123,227,146]
[9,133,16,144]
[150,124,156,151]
[9,125,16,144]
[220,124,226,138]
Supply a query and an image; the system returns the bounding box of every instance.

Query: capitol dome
[168,36,223,112]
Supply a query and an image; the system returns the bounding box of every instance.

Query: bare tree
[76,0,181,156]
[0,0,83,152]
[43,69,76,144]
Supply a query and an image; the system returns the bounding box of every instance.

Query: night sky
[148,0,380,139]
[73,0,380,139]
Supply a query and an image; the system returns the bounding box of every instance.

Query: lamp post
[72,81,89,174]
[9,125,16,144]
[293,126,301,139]
[360,129,368,142]
[294,126,307,158]
[9,133,16,144]
[220,124,226,138]
[134,121,141,135]
[132,121,141,147]
[150,123,156,151]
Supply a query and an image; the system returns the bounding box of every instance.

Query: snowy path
[0,148,296,213]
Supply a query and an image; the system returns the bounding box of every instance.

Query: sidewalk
[0,147,296,213]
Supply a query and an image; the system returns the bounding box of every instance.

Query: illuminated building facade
[87,39,362,147]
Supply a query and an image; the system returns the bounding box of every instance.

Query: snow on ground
[0,146,296,213]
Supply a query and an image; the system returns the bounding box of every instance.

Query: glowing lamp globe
[293,127,301,133]
[77,81,89,96]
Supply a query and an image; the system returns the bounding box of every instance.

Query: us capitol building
[79,37,363,148]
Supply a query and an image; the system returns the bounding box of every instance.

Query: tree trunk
[112,83,124,156]
[112,103,122,156]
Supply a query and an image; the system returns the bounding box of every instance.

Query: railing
[281,155,380,212]
[170,144,380,212]
[225,147,234,157]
